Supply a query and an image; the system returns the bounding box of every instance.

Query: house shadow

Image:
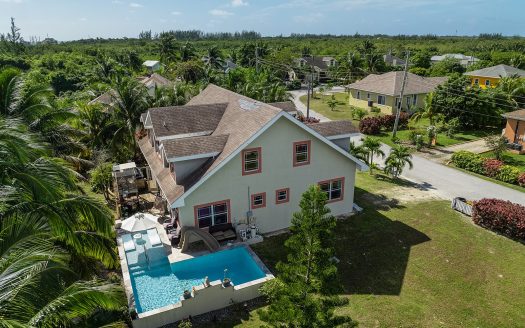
[336,187,431,295]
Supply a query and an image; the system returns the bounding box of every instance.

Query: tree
[90,162,114,202]
[179,41,197,62]
[348,141,367,161]
[327,95,338,111]
[158,33,177,64]
[384,145,413,178]
[203,45,224,69]
[362,136,385,174]
[430,58,465,76]
[1,17,25,54]
[258,185,355,328]
[484,135,507,160]
[411,92,440,125]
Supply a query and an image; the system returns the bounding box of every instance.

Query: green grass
[298,94,497,148]
[217,172,525,327]
[481,151,525,171]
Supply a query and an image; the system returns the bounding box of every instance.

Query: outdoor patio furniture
[162,216,176,231]
[147,228,162,246]
[209,223,237,242]
[122,234,136,251]
[168,226,181,245]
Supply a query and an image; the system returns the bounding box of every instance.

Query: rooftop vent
[238,99,261,111]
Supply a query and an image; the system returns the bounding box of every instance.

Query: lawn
[299,93,497,148]
[202,172,525,327]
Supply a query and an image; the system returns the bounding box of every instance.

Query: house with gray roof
[138,84,366,235]
[464,64,525,88]
[346,71,447,113]
[431,54,479,67]
[292,56,338,82]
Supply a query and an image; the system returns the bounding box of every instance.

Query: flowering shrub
[379,113,409,130]
[359,117,381,135]
[472,198,525,241]
[519,173,525,187]
[451,151,484,174]
[495,165,521,184]
[482,158,503,178]
[297,113,320,124]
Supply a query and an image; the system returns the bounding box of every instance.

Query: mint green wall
[178,117,358,233]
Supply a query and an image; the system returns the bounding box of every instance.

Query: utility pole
[392,50,410,139]
[306,55,314,119]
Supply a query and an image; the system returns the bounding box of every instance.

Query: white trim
[156,131,213,141]
[326,133,360,140]
[171,112,368,208]
[167,152,220,163]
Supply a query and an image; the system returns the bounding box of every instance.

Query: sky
[0,0,523,41]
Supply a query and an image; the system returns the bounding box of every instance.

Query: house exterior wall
[467,76,501,89]
[177,117,358,234]
[504,118,525,147]
[348,89,426,114]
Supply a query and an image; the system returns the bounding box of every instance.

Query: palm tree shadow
[336,187,431,295]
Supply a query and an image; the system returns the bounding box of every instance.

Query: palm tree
[179,42,197,62]
[0,215,126,327]
[411,92,440,126]
[496,76,525,108]
[110,76,148,158]
[362,137,385,175]
[384,145,413,178]
[203,46,224,70]
[158,33,177,64]
[348,141,368,162]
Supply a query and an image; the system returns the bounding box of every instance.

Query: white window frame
[319,178,343,202]
[485,79,491,86]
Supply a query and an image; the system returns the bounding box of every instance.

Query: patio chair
[162,216,176,231]
[167,225,181,246]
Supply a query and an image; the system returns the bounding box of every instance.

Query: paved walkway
[418,139,492,163]
[288,89,330,122]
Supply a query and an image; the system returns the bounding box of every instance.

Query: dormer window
[242,147,262,175]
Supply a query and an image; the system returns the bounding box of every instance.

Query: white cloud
[293,13,324,23]
[129,2,143,8]
[111,0,123,4]
[79,17,88,21]
[0,0,24,3]
[171,11,182,15]
[231,0,248,7]
[209,9,234,16]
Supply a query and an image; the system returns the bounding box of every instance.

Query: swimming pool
[129,246,267,313]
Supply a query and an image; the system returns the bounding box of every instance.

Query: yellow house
[464,64,525,89]
[346,72,447,114]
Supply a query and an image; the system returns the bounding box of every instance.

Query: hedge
[451,151,524,187]
[359,113,409,135]
[472,198,525,241]
[359,117,381,135]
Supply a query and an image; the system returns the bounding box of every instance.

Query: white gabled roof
[171,111,368,208]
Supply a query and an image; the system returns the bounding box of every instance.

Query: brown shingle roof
[268,101,297,113]
[502,109,525,121]
[185,84,282,175]
[138,73,172,88]
[347,72,447,96]
[309,120,359,137]
[162,134,229,159]
[149,103,228,138]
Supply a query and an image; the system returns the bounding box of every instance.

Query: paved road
[288,89,331,122]
[288,88,525,205]
[377,143,525,206]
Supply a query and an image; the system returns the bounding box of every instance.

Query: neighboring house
[89,73,172,106]
[430,54,479,67]
[143,60,161,73]
[138,84,366,234]
[293,56,337,82]
[464,64,525,89]
[383,52,407,67]
[346,72,447,113]
[502,109,525,153]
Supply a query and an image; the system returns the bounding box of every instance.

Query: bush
[495,165,520,184]
[380,113,409,130]
[359,117,381,135]
[483,158,503,178]
[451,151,484,174]
[370,106,381,114]
[351,107,367,120]
[519,173,525,187]
[472,198,525,241]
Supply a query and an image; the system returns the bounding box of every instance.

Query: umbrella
[121,213,159,232]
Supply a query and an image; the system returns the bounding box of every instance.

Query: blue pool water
[128,246,266,313]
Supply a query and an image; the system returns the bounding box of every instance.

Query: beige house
[139,84,366,235]
[346,72,447,114]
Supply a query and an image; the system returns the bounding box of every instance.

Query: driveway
[288,88,331,122]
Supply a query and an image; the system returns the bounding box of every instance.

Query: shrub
[370,106,381,113]
[495,165,520,184]
[519,173,525,187]
[297,112,320,124]
[380,115,396,130]
[482,158,503,178]
[359,117,381,135]
[351,107,367,120]
[451,151,484,174]
[472,198,525,241]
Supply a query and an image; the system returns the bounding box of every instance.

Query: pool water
[129,246,266,313]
